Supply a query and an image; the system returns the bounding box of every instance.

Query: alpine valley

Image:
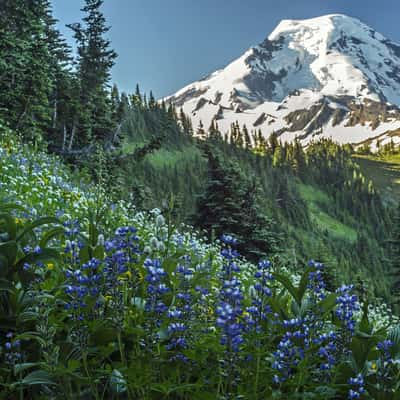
[2,2,400,399]
[167,14,400,149]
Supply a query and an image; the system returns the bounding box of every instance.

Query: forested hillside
[1,1,400,398]
[0,0,397,299]
[95,93,390,299]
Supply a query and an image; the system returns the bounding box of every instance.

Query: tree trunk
[62,123,67,151]
[68,120,76,151]
[52,97,57,129]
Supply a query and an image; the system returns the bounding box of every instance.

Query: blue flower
[221,234,238,246]
[307,260,326,301]
[335,285,359,335]
[348,374,365,399]
[216,235,244,353]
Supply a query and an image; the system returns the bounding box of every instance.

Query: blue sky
[52,0,400,98]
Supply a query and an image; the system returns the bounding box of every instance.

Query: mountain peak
[166,14,400,147]
[268,14,378,43]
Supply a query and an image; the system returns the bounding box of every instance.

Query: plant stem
[254,351,261,399]
[83,353,100,400]
[117,331,125,365]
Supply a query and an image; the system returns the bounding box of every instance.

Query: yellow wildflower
[138,272,144,282]
[105,295,113,302]
[117,270,132,281]
[46,263,55,270]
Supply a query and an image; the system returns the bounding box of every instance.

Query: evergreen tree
[208,120,222,141]
[148,91,157,110]
[269,132,279,155]
[194,145,279,260]
[67,0,117,147]
[0,0,54,143]
[196,120,207,139]
[292,139,306,178]
[243,124,252,150]
[179,108,193,136]
[388,203,400,309]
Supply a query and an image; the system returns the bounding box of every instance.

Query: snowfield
[166,14,400,146]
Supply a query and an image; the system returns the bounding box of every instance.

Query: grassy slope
[124,138,360,246]
[297,183,357,242]
[354,154,400,205]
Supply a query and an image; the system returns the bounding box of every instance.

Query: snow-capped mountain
[166,14,400,148]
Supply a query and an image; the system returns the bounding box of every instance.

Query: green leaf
[79,245,90,264]
[388,324,400,356]
[39,227,65,248]
[0,203,26,214]
[162,255,180,275]
[0,212,17,240]
[14,362,40,375]
[16,333,47,347]
[359,300,372,335]
[16,248,60,269]
[0,254,9,277]
[0,240,18,268]
[273,273,300,304]
[319,293,338,315]
[16,217,60,242]
[297,267,313,303]
[89,222,99,247]
[19,370,56,387]
[93,244,104,260]
[90,326,117,346]
[0,278,14,293]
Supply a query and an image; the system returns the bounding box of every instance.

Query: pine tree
[388,203,400,309]
[292,139,306,178]
[269,132,279,155]
[148,91,157,110]
[194,145,279,260]
[196,120,207,139]
[208,120,222,141]
[130,84,143,107]
[42,0,74,145]
[67,0,117,147]
[243,124,252,150]
[0,0,54,143]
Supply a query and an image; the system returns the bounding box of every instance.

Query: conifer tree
[269,132,279,155]
[388,203,400,309]
[195,145,279,260]
[0,0,54,143]
[243,124,252,150]
[148,91,157,109]
[67,0,117,147]
[196,120,207,139]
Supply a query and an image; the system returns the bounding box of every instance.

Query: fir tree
[67,0,117,147]
[0,0,54,143]
[194,145,279,260]
[196,120,207,139]
[243,124,252,150]
[388,203,400,309]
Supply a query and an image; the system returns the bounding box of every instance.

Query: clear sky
[52,0,400,98]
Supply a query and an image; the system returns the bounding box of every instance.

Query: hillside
[1,123,400,399]
[112,104,392,300]
[355,154,400,205]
